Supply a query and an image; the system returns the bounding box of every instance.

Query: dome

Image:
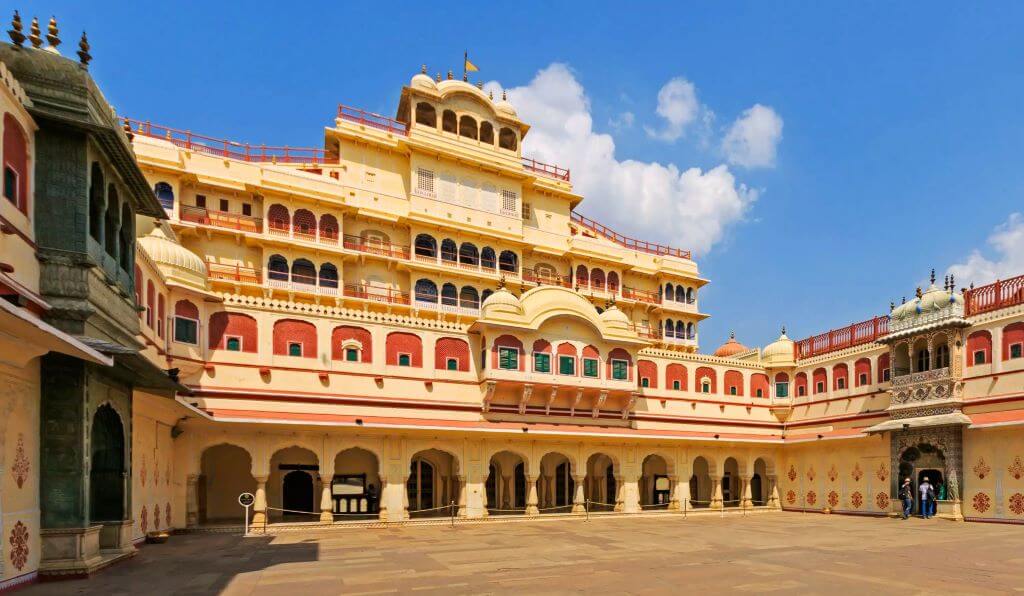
[891,283,963,321]
[762,328,796,367]
[713,332,749,358]
[599,304,630,332]
[410,72,437,92]
[495,98,517,118]
[480,286,523,316]
[137,224,209,292]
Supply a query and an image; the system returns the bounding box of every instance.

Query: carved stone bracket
[570,387,584,416]
[482,381,497,412]
[592,390,607,419]
[621,392,638,420]
[544,387,558,415]
[518,384,534,415]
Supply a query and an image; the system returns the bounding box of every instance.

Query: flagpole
[463,51,468,81]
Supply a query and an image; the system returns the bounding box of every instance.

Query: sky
[18,1,1024,351]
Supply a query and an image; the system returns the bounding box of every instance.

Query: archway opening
[282,471,314,517]
[723,457,740,507]
[409,449,458,518]
[199,444,255,525]
[333,447,380,518]
[487,450,527,515]
[90,405,126,522]
[690,456,711,508]
[585,453,617,512]
[269,446,319,521]
[539,452,574,514]
[752,458,769,506]
[640,454,671,508]
[898,443,947,515]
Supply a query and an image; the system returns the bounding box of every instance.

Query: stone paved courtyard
[26,513,1024,595]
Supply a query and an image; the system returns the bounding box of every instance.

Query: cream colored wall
[779,436,891,514]
[0,361,41,584]
[131,392,181,541]
[962,426,1024,521]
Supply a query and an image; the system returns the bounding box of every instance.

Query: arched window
[967,330,992,366]
[105,184,119,258]
[3,114,28,212]
[675,285,686,303]
[414,279,438,303]
[208,312,258,352]
[415,102,437,127]
[414,234,437,258]
[291,258,316,285]
[458,115,478,140]
[665,284,674,301]
[750,373,769,398]
[695,366,716,394]
[318,263,339,288]
[1004,322,1024,360]
[686,322,695,339]
[878,352,891,383]
[268,254,289,281]
[459,242,479,267]
[442,110,457,133]
[832,363,849,390]
[319,214,339,242]
[795,372,808,396]
[118,202,133,272]
[173,300,200,345]
[460,286,479,309]
[267,204,290,233]
[774,372,790,398]
[686,288,695,303]
[499,250,518,273]
[89,163,104,243]
[481,247,496,269]
[591,268,605,290]
[576,265,589,287]
[480,122,495,144]
[664,319,675,338]
[441,282,458,306]
[638,360,657,388]
[440,239,457,263]
[154,182,174,211]
[607,272,619,292]
[273,319,317,358]
[666,363,687,391]
[386,332,422,367]
[812,368,828,394]
[855,358,872,387]
[724,370,744,396]
[293,209,316,239]
[499,127,517,151]
[145,281,155,328]
[435,338,470,371]
[157,294,166,338]
[332,325,372,363]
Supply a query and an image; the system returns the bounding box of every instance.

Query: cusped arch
[537,449,579,477]
[641,449,678,476]
[483,445,533,477]
[512,285,632,342]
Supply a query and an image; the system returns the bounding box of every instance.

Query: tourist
[933,481,946,517]
[899,478,914,520]
[919,476,934,519]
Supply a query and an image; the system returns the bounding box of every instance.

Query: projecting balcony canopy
[864,412,972,435]
[469,285,649,347]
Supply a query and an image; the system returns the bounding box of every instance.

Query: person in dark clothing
[899,478,914,520]
[919,476,935,519]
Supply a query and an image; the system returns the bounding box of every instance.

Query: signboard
[239,492,255,507]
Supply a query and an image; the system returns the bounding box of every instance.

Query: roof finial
[421,64,427,74]
[122,118,133,141]
[77,31,91,67]
[901,296,906,304]
[489,90,494,100]
[435,72,441,82]
[502,89,507,101]
[45,15,60,51]
[476,81,483,89]
[915,286,923,298]
[497,276,505,290]
[729,330,735,340]
[930,268,936,285]
[447,69,453,80]
[28,16,42,48]
[781,325,786,335]
[890,301,895,312]
[7,10,25,47]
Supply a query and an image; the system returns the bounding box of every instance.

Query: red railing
[180,205,262,233]
[337,104,408,135]
[522,268,572,288]
[207,261,261,284]
[965,274,1024,316]
[630,325,659,340]
[795,316,889,359]
[342,234,410,259]
[570,211,691,260]
[622,285,660,304]
[124,118,338,164]
[343,283,410,305]
[522,157,571,182]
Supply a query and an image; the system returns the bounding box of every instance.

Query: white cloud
[609,111,635,130]
[486,64,756,256]
[946,213,1024,287]
[722,104,784,168]
[644,77,705,142]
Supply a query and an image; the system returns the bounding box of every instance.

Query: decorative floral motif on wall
[972,492,991,513]
[154,503,161,529]
[973,457,991,480]
[875,492,890,510]
[876,463,888,483]
[140,455,147,488]
[1008,456,1024,480]
[1009,493,1024,516]
[806,491,817,506]
[787,465,797,482]
[140,505,149,534]
[851,463,863,482]
[786,490,796,505]
[827,490,839,508]
[827,464,838,483]
[8,521,29,571]
[12,433,30,489]
[850,491,863,508]
[165,466,171,486]
[806,466,816,482]
[166,503,172,527]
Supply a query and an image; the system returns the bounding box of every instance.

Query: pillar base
[39,525,136,579]
[571,503,585,514]
[319,511,334,523]
[251,512,266,526]
[525,505,539,516]
[710,500,724,510]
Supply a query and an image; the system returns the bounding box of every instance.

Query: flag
[465,56,479,73]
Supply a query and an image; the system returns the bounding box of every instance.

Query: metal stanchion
[683,497,687,518]
[585,498,590,521]
[450,500,455,528]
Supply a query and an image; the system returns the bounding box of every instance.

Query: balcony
[267,273,340,297]
[891,367,951,389]
[621,286,660,305]
[889,366,958,409]
[207,262,261,284]
[795,316,889,359]
[343,234,410,260]
[413,295,480,317]
[126,118,338,164]
[965,273,1024,316]
[411,250,520,279]
[337,104,409,136]
[267,223,341,247]
[522,268,572,288]
[522,157,570,182]
[343,283,410,306]
[181,205,262,233]
[570,211,690,260]
[662,334,698,348]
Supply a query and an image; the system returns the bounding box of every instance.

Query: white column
[741,475,753,510]
[525,475,539,515]
[668,475,680,511]
[457,475,467,517]
[252,476,268,525]
[710,475,724,510]
[319,465,334,523]
[572,475,586,513]
[621,475,641,513]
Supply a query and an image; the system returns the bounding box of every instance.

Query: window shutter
[500,189,518,217]
[415,168,436,197]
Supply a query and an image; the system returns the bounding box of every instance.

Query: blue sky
[20,1,1024,350]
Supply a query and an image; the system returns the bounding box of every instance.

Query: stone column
[252,475,269,526]
[668,475,680,511]
[378,477,390,521]
[544,473,554,509]
[622,475,641,513]
[710,475,724,510]
[741,475,753,509]
[572,475,586,513]
[186,474,200,527]
[457,475,467,517]
[401,474,411,520]
[767,475,780,509]
[525,475,539,515]
[319,471,334,523]
[501,475,511,509]
[674,475,691,512]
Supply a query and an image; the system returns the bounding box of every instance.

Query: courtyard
[25,513,1024,595]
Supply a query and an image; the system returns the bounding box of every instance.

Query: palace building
[2,16,1024,588]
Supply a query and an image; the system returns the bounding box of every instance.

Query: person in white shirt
[918,477,934,519]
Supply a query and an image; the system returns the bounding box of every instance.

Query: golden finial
[45,15,60,50]
[915,286,923,298]
[421,64,427,74]
[489,90,494,100]
[28,16,42,48]
[502,90,507,101]
[77,31,91,66]
[447,69,453,80]
[435,72,441,82]
[7,10,25,47]
[497,276,506,290]
[476,81,483,89]
[122,118,134,141]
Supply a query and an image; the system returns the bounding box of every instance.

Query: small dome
[137,224,208,291]
[713,332,749,358]
[481,286,523,316]
[599,304,630,332]
[495,98,517,118]
[411,72,437,91]
[892,283,963,321]
[762,328,796,367]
